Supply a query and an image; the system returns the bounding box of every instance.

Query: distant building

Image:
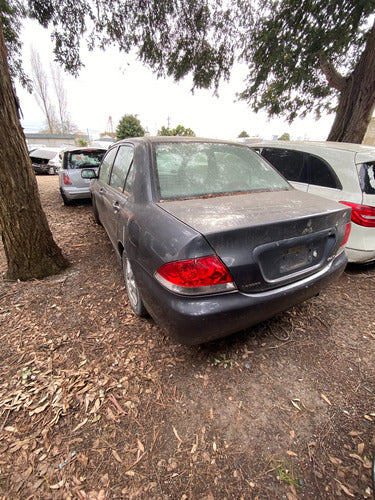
[25,132,89,148]
[363,117,375,146]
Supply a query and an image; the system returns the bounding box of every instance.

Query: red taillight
[340,222,351,247]
[340,201,375,228]
[63,173,72,185]
[155,255,236,295]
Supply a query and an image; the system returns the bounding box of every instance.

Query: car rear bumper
[345,224,375,263]
[33,164,50,174]
[60,187,91,200]
[345,247,375,264]
[134,250,347,345]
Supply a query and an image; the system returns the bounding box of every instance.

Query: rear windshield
[155,143,290,200]
[67,150,105,169]
[359,162,375,194]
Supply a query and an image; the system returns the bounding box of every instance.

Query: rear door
[94,147,119,227]
[100,145,134,250]
[260,148,309,191]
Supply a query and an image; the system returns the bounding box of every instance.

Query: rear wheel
[122,254,147,317]
[61,190,73,206]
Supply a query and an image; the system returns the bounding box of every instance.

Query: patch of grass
[276,461,302,487]
[213,354,232,368]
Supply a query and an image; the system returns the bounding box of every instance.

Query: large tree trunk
[0,24,69,280]
[327,22,375,143]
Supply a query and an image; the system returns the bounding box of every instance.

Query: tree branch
[319,53,346,91]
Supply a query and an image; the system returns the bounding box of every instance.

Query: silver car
[59,147,106,205]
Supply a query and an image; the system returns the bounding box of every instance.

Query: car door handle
[113,201,120,213]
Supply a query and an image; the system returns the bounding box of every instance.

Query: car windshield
[155,143,290,200]
[67,150,105,169]
[359,161,375,194]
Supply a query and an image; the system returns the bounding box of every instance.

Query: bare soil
[0,175,374,499]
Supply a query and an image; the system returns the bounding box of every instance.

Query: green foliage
[213,354,232,368]
[276,461,303,487]
[157,124,195,136]
[3,0,375,136]
[3,0,234,88]
[1,0,30,88]
[278,132,290,141]
[237,0,375,121]
[116,114,145,140]
[76,138,88,146]
[238,130,249,138]
[157,125,173,136]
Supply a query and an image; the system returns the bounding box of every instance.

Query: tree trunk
[327,22,375,143]
[0,24,69,281]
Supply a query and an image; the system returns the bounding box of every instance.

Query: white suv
[251,141,375,264]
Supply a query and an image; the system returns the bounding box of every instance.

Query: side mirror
[81,168,98,179]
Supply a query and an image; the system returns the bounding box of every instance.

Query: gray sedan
[83,137,351,345]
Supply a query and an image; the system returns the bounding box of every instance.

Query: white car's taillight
[340,202,375,228]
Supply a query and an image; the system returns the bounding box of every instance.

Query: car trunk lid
[157,190,351,293]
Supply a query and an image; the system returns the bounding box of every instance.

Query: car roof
[250,140,375,152]
[251,140,375,166]
[63,146,107,152]
[115,136,250,147]
[29,149,60,159]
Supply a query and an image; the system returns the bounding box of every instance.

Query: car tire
[92,197,102,225]
[122,254,148,317]
[61,190,73,206]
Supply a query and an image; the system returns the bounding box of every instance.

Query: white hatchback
[251,141,375,263]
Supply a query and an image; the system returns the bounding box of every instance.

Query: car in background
[59,147,106,205]
[81,137,351,345]
[91,137,115,149]
[47,150,63,173]
[28,144,46,153]
[251,141,375,264]
[30,148,63,174]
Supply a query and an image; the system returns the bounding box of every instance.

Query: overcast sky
[16,19,335,142]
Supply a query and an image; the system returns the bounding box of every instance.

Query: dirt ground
[0,175,374,499]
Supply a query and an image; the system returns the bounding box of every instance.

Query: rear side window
[261,148,308,183]
[99,148,118,184]
[308,154,341,189]
[359,162,375,194]
[124,164,135,194]
[109,146,134,192]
